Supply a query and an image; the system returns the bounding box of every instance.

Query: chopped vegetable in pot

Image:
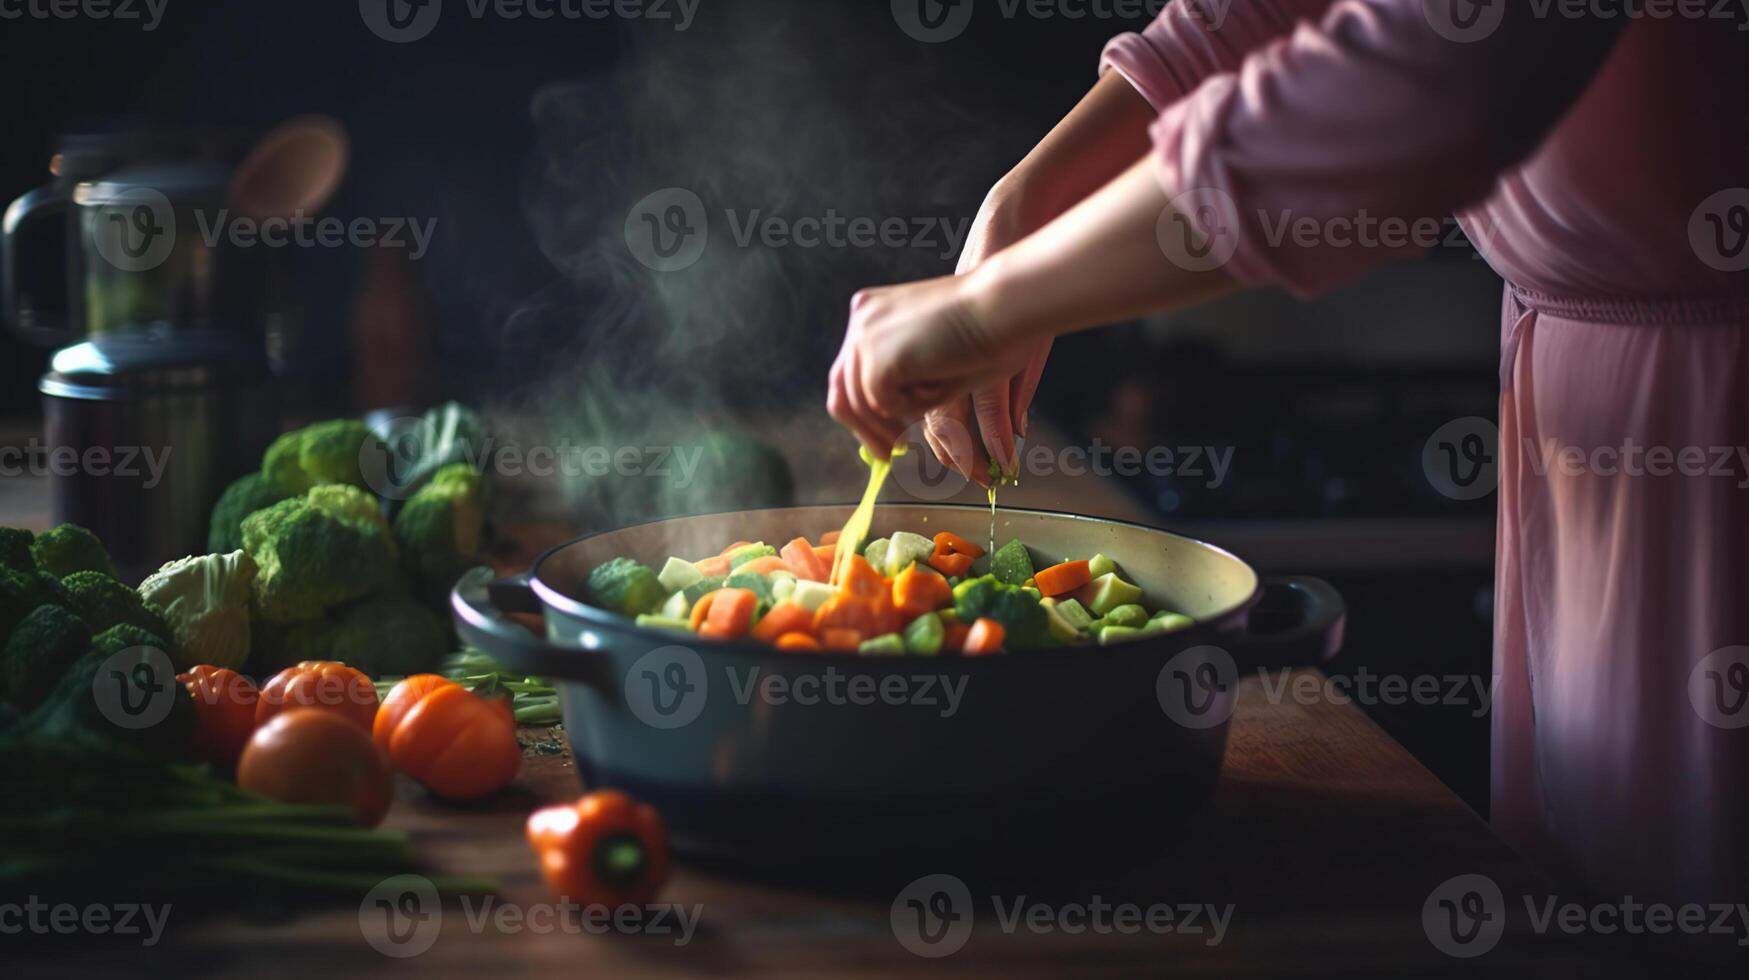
[579,533,1193,655]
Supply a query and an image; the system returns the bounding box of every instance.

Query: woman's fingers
[843,344,905,457]
[971,382,1018,476]
[1009,339,1051,439]
[924,400,992,488]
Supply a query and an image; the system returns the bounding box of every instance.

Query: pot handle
[1225,576,1346,671]
[450,567,614,688]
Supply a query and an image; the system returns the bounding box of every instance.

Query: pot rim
[523,502,1265,668]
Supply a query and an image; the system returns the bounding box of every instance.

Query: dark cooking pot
[454,504,1344,873]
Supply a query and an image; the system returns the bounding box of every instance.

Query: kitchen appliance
[454,503,1344,874]
[39,327,275,582]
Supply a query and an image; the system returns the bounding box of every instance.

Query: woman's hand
[922,181,1053,484]
[827,271,1035,461]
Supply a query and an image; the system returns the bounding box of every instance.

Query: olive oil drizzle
[831,443,908,587]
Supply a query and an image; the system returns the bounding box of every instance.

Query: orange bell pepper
[839,553,885,597]
[527,790,670,908]
[963,617,1006,655]
[942,620,971,654]
[383,682,521,800]
[927,547,974,577]
[819,628,863,651]
[932,530,985,559]
[818,530,841,546]
[891,564,952,620]
[776,632,822,651]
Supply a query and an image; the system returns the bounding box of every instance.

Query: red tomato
[255,660,378,732]
[177,665,259,772]
[237,709,395,826]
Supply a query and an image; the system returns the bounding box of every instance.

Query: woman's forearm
[970,158,1236,343]
[999,71,1156,231]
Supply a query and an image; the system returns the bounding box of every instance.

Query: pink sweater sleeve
[1099,0,1335,111]
[1129,1,1625,295]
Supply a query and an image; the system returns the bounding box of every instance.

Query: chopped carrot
[781,537,828,581]
[776,632,822,651]
[813,594,876,635]
[869,590,902,637]
[751,602,814,643]
[932,531,984,559]
[813,543,836,568]
[736,555,793,577]
[962,617,1006,656]
[689,591,718,631]
[927,547,973,578]
[695,555,731,578]
[839,554,885,597]
[942,620,971,654]
[818,530,841,546]
[892,564,952,620]
[819,628,863,652]
[719,540,756,556]
[1033,559,1092,598]
[698,587,759,641]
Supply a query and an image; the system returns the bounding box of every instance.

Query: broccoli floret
[326,596,446,676]
[262,419,384,492]
[952,574,1047,647]
[138,551,258,670]
[241,484,398,624]
[31,524,115,579]
[2,605,91,709]
[23,649,194,757]
[0,527,34,572]
[584,558,665,617]
[208,472,297,553]
[392,463,485,598]
[93,623,172,659]
[62,571,172,641]
[2,566,54,640]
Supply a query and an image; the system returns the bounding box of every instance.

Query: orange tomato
[177,665,259,772]
[255,661,377,731]
[527,790,669,908]
[238,709,394,826]
[373,673,460,752]
[385,683,521,801]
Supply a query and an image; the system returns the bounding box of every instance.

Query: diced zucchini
[789,579,837,613]
[861,537,890,572]
[770,572,797,602]
[725,572,776,608]
[1097,624,1143,645]
[903,612,945,655]
[1150,611,1195,634]
[659,590,691,620]
[657,556,703,594]
[1020,586,1041,601]
[634,614,693,633]
[1088,553,1118,579]
[1039,598,1082,644]
[1084,572,1144,617]
[1054,598,1094,632]
[886,531,934,576]
[989,539,1034,586]
[858,633,907,656]
[1102,603,1149,629]
[726,542,777,569]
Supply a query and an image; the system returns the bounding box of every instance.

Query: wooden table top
[14,669,1643,979]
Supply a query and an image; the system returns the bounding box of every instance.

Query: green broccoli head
[584,558,665,617]
[31,524,115,579]
[1,566,57,641]
[93,623,172,659]
[61,571,172,642]
[241,484,398,624]
[208,472,297,554]
[138,551,258,670]
[325,596,447,677]
[0,527,34,572]
[392,463,485,597]
[262,420,385,493]
[23,649,194,757]
[2,604,91,709]
[952,574,1048,647]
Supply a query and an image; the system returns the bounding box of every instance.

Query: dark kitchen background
[0,0,1499,807]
